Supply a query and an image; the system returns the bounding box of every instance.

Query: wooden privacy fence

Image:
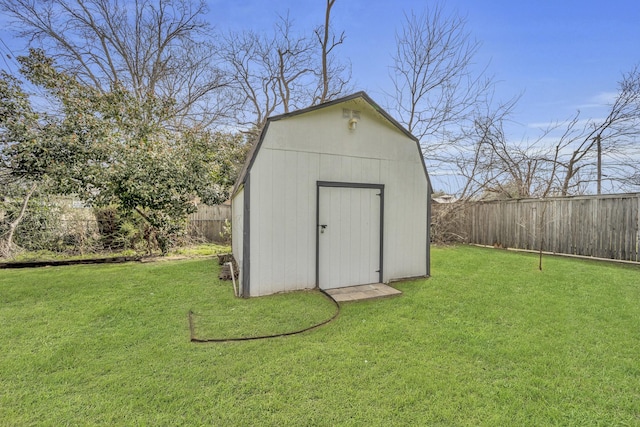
[187,204,231,243]
[2,200,231,246]
[465,193,640,262]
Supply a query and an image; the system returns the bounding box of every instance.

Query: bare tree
[221,16,322,132]
[221,3,351,136]
[0,0,230,127]
[314,0,350,104]
[221,16,317,136]
[556,67,640,195]
[221,29,279,132]
[469,111,568,270]
[387,5,494,153]
[274,17,316,114]
[436,95,524,200]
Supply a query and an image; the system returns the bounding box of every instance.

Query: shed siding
[245,100,428,296]
[249,149,319,295]
[381,159,429,281]
[231,188,244,288]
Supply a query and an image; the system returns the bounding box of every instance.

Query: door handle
[319,224,327,233]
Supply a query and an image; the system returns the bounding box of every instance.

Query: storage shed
[231,91,432,297]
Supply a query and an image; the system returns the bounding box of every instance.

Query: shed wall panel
[231,188,244,287]
[380,159,429,281]
[249,149,320,296]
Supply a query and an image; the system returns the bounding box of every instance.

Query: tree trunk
[319,0,336,103]
[0,182,37,258]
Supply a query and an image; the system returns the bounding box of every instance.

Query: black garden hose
[188,289,340,343]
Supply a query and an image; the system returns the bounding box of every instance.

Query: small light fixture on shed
[343,108,360,131]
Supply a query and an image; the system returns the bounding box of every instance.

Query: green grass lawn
[1,246,640,425]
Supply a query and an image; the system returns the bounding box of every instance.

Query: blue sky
[2,0,638,140]
[211,0,640,140]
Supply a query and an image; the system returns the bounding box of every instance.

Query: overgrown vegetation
[1,246,639,425]
[431,202,469,244]
[0,51,248,257]
[0,192,227,259]
[5,242,228,262]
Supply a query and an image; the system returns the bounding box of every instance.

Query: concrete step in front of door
[324,283,402,302]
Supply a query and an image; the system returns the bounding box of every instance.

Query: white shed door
[318,186,381,289]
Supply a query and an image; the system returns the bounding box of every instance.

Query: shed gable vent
[342,108,360,119]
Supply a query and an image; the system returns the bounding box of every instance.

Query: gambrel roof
[232,91,431,196]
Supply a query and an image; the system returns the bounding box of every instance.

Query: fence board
[187,204,231,243]
[461,193,640,262]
